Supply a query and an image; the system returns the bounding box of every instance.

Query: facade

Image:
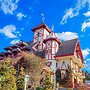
[0,23,85,87]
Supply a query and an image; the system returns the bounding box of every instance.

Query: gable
[61,61,66,69]
[74,41,84,63]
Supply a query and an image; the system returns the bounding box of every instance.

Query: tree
[16,67,25,90]
[56,65,73,88]
[85,71,88,77]
[65,65,73,88]
[0,52,47,90]
[56,69,61,84]
[84,71,90,80]
[41,71,54,90]
[18,52,46,90]
[0,58,17,90]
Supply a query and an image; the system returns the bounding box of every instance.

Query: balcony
[72,69,85,79]
[72,69,82,76]
[71,55,85,68]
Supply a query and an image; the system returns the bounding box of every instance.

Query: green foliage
[16,76,24,90]
[0,52,46,90]
[16,67,25,90]
[56,69,61,83]
[41,71,54,90]
[85,71,90,80]
[65,65,73,88]
[0,58,17,90]
[21,52,45,89]
[56,65,73,88]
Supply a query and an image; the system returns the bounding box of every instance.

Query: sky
[0,0,90,72]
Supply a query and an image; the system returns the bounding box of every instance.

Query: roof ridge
[62,38,78,42]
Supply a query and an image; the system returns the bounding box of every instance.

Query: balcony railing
[71,55,85,68]
[72,69,85,78]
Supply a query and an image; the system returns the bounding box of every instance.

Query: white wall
[33,28,43,42]
[58,59,71,69]
[48,60,57,72]
[43,29,50,39]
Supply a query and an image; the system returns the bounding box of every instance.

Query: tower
[43,31,61,72]
[43,31,61,88]
[32,23,51,50]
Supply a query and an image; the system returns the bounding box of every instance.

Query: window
[37,33,40,37]
[56,62,58,67]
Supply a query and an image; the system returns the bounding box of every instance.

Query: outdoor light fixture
[24,74,29,90]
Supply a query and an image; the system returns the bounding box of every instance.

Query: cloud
[61,0,90,24]
[29,7,33,12]
[41,13,45,22]
[80,35,84,37]
[84,58,90,71]
[86,58,90,61]
[0,0,19,15]
[55,32,78,41]
[84,11,90,17]
[16,0,20,3]
[17,13,26,20]
[0,25,17,38]
[81,20,90,32]
[61,8,79,24]
[10,39,20,44]
[82,48,90,58]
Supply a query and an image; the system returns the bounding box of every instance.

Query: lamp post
[24,75,29,90]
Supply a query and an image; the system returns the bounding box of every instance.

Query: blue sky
[0,0,90,72]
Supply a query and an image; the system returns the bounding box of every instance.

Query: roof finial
[41,13,45,23]
[52,25,54,31]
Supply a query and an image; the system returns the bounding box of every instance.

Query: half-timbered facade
[0,23,85,88]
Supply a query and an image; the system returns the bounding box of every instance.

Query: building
[0,23,85,87]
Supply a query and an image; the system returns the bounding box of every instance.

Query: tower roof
[32,23,51,33]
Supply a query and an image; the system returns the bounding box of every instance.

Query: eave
[43,38,61,45]
[55,54,85,68]
[32,23,51,33]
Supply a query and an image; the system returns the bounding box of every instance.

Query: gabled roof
[25,41,45,58]
[56,39,78,56]
[26,41,33,45]
[32,23,51,33]
[0,52,4,56]
[4,41,28,51]
[35,50,45,58]
[25,41,38,52]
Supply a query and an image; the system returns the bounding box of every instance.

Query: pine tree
[16,67,25,90]
[0,58,17,90]
[41,71,54,90]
